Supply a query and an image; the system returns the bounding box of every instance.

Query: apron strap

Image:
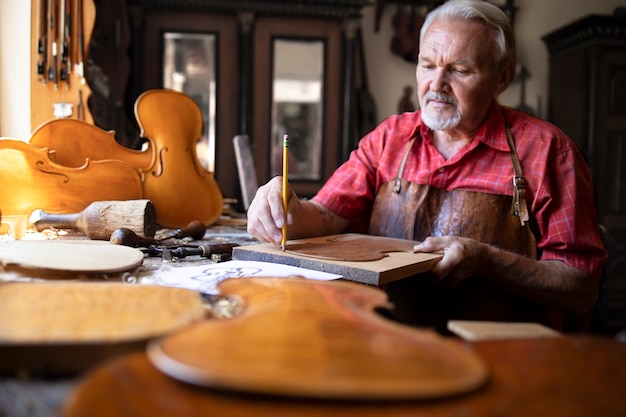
[392,137,417,193]
[504,120,530,226]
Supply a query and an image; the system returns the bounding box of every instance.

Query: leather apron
[369,123,554,332]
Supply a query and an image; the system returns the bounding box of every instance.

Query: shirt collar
[475,99,510,152]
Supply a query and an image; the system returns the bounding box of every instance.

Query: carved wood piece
[286,233,420,261]
[0,240,143,274]
[0,139,143,216]
[0,282,206,375]
[30,118,154,170]
[148,277,489,400]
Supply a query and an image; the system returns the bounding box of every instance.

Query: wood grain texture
[0,282,207,375]
[148,277,488,400]
[134,89,223,228]
[29,118,154,170]
[30,199,157,240]
[0,282,206,343]
[62,335,626,417]
[285,234,419,261]
[0,139,143,217]
[232,234,443,285]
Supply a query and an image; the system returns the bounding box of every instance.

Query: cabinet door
[595,48,626,234]
[142,11,240,199]
[253,17,343,198]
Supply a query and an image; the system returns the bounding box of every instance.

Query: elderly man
[247,0,606,332]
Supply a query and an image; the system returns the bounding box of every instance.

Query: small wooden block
[447,320,561,341]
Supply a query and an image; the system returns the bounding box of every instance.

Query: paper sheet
[139,260,342,294]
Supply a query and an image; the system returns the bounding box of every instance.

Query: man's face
[416,18,508,134]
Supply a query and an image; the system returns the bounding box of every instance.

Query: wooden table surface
[62,335,626,417]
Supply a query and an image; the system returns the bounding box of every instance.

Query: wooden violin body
[30,118,154,171]
[0,139,142,216]
[134,89,223,228]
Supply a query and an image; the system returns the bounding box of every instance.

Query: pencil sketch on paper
[189,265,264,293]
[143,260,341,294]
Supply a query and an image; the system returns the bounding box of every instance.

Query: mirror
[271,39,324,181]
[162,32,217,172]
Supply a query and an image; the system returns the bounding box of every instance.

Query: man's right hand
[246,176,301,245]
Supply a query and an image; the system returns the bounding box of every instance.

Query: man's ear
[495,59,516,95]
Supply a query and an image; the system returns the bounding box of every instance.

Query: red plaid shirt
[314,100,607,278]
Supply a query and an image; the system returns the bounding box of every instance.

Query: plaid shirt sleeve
[506,108,607,279]
[313,113,420,234]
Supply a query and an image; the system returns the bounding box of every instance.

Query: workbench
[1,226,626,417]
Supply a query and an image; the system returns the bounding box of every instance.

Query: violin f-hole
[152,146,169,177]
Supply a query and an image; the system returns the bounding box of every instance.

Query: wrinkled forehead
[419,18,497,63]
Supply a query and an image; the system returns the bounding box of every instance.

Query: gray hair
[420,0,515,73]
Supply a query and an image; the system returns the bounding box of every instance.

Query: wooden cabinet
[543,14,626,333]
[118,0,369,203]
[543,14,626,237]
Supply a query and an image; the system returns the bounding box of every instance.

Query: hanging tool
[48,0,59,90]
[59,0,70,87]
[75,0,86,85]
[36,0,47,83]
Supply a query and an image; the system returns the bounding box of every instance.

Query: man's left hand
[413,236,488,288]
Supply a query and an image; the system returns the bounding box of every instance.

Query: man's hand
[413,235,598,313]
[247,176,301,245]
[413,236,487,287]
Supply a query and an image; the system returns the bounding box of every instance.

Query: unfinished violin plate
[285,233,418,261]
[0,240,143,275]
[148,277,488,400]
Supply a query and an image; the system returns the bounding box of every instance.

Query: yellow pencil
[281,134,289,251]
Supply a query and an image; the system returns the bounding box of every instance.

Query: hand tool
[30,199,157,240]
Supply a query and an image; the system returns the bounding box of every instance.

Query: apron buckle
[512,175,529,226]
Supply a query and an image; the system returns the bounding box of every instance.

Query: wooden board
[232,234,443,285]
[232,134,258,211]
[447,320,561,341]
[148,277,488,400]
[0,282,207,375]
[0,240,143,275]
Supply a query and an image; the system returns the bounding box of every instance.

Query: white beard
[421,91,461,131]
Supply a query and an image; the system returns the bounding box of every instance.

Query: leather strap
[392,137,417,193]
[504,121,529,226]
